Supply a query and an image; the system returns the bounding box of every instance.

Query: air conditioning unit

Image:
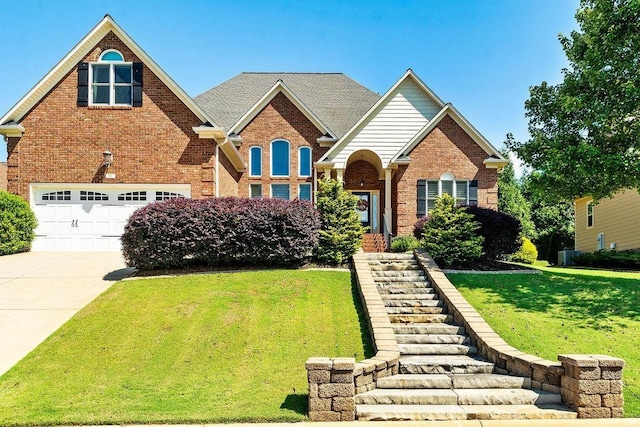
[558,250,581,266]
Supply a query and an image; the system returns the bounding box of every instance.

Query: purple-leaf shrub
[465,205,521,261]
[121,197,320,270]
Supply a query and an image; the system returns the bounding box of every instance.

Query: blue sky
[0,0,579,165]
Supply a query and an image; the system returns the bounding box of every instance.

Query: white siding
[328,79,441,167]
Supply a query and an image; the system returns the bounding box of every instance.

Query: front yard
[448,265,640,417]
[0,270,372,426]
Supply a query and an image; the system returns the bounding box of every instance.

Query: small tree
[422,194,484,267]
[498,144,535,239]
[0,191,38,255]
[314,177,365,265]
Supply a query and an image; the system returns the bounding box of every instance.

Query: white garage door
[31,184,191,251]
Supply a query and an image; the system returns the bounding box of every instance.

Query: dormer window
[77,50,142,107]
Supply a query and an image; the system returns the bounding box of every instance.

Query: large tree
[508,0,640,201]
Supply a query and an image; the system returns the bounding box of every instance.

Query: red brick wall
[237,92,326,199]
[394,115,499,236]
[344,159,385,230]
[7,31,223,200]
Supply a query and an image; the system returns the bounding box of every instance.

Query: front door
[353,192,370,230]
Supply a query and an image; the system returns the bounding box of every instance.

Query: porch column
[336,169,344,182]
[384,168,392,237]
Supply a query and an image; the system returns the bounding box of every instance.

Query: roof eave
[483,158,510,169]
[0,123,25,137]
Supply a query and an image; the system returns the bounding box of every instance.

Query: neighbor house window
[271,140,290,177]
[587,201,594,228]
[417,173,478,217]
[271,184,290,200]
[250,184,262,199]
[90,50,133,106]
[249,147,262,177]
[299,147,311,177]
[298,183,312,201]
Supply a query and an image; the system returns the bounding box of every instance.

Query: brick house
[0,16,507,251]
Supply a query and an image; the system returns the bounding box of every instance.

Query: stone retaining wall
[306,252,399,422]
[414,249,625,419]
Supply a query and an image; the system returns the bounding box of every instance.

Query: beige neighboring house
[0,162,7,191]
[575,189,640,252]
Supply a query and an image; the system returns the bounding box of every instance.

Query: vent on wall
[597,233,605,251]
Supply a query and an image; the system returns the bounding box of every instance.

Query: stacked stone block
[306,357,356,421]
[559,354,625,418]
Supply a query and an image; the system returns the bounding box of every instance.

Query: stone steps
[399,343,477,356]
[377,373,531,390]
[355,388,561,406]
[356,404,577,421]
[356,252,574,422]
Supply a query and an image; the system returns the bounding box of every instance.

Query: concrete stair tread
[390,314,453,324]
[356,404,577,421]
[393,324,465,335]
[387,306,446,314]
[376,373,531,390]
[399,343,477,355]
[379,289,435,296]
[400,355,494,374]
[384,299,442,307]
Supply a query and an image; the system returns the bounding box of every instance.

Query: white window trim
[298,146,312,177]
[249,146,262,177]
[89,49,133,106]
[270,139,290,178]
[270,183,290,200]
[298,183,312,201]
[426,174,472,212]
[587,201,594,229]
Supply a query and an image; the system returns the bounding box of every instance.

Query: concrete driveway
[0,251,134,376]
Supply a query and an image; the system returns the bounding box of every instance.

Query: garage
[30,184,191,251]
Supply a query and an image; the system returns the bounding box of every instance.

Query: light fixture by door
[102,149,113,167]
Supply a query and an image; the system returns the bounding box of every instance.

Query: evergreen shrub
[121,197,320,270]
[511,237,538,264]
[0,191,37,255]
[390,235,420,253]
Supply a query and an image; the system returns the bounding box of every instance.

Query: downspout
[215,143,219,197]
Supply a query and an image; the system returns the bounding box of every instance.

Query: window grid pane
[455,181,468,204]
[441,180,454,197]
[299,147,311,176]
[250,147,262,176]
[250,184,262,199]
[271,184,290,200]
[299,184,311,201]
[271,140,290,176]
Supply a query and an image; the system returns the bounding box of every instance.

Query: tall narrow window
[299,147,311,177]
[298,183,312,201]
[249,147,262,177]
[271,140,290,177]
[90,50,133,106]
[455,180,468,205]
[587,201,594,228]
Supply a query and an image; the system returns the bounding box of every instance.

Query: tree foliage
[507,0,640,201]
[0,191,38,255]
[498,145,536,238]
[314,177,365,265]
[422,194,484,267]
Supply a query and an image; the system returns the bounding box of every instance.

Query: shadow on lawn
[280,393,308,415]
[351,274,376,359]
[449,270,640,331]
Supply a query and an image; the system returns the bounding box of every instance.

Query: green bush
[511,237,538,264]
[422,194,484,267]
[390,235,420,253]
[0,191,38,255]
[572,250,640,269]
[314,177,365,265]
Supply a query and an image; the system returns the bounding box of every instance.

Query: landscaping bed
[447,266,640,417]
[0,270,372,425]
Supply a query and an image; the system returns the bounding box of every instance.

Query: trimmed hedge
[465,205,521,261]
[572,250,640,269]
[121,197,320,270]
[0,191,38,255]
[391,235,420,253]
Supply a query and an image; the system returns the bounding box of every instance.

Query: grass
[0,270,372,426]
[447,265,640,417]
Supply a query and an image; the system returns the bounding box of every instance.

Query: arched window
[91,49,133,106]
[249,146,262,177]
[271,140,290,177]
[298,147,311,177]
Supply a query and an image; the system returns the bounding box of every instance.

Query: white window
[118,191,147,201]
[90,50,132,106]
[249,147,262,177]
[155,191,185,201]
[271,140,290,177]
[250,184,262,199]
[42,190,71,202]
[298,183,312,201]
[587,201,594,228]
[80,191,108,201]
[417,173,477,216]
[298,147,312,177]
[271,184,290,200]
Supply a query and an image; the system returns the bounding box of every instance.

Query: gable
[320,71,444,169]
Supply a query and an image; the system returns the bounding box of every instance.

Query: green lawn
[447,266,640,417]
[0,270,372,426]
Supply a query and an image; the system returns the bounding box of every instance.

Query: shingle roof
[194,73,380,138]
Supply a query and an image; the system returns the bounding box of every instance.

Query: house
[0,15,507,251]
[575,190,640,252]
[0,162,6,191]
